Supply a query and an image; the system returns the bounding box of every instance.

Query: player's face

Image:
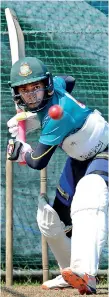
[17,81,45,110]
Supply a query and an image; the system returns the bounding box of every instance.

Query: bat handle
[17,109,26,165]
[18,120,26,142]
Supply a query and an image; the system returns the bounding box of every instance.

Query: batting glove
[7,139,33,162]
[7,111,41,139]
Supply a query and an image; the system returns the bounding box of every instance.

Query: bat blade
[5,8,25,63]
[5,8,26,164]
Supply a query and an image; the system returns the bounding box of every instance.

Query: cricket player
[7,57,108,294]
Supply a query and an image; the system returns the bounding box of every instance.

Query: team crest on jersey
[19,63,32,76]
[65,92,85,108]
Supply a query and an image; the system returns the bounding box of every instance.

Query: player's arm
[7,139,57,170]
[58,75,76,93]
[25,142,57,169]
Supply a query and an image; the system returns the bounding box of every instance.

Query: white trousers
[37,174,108,275]
[70,174,108,275]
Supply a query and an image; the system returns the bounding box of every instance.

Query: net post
[40,168,49,282]
[6,160,13,286]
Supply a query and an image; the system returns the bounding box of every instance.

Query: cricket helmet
[9,57,54,112]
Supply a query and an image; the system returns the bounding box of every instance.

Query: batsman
[7,57,108,294]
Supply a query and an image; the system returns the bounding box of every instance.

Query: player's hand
[7,139,32,162]
[7,111,41,139]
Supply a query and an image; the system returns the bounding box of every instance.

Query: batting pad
[37,198,71,269]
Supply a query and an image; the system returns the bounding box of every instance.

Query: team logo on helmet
[19,63,32,76]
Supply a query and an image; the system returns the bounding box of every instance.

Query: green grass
[1,277,107,287]
[13,280,40,287]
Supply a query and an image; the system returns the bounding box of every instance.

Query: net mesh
[1,1,108,270]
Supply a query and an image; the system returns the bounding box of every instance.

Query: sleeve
[53,76,66,90]
[54,75,76,93]
[25,142,57,170]
[63,76,75,93]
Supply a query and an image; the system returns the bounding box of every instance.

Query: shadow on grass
[1,286,28,297]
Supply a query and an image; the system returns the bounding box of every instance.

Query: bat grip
[17,110,26,165]
[18,120,26,142]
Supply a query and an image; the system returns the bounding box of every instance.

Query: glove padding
[7,139,32,162]
[7,111,41,139]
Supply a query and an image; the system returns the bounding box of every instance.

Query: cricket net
[1,1,108,271]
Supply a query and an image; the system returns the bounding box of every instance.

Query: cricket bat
[5,8,49,282]
[5,8,26,164]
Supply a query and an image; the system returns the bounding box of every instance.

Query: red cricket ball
[48,105,63,120]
